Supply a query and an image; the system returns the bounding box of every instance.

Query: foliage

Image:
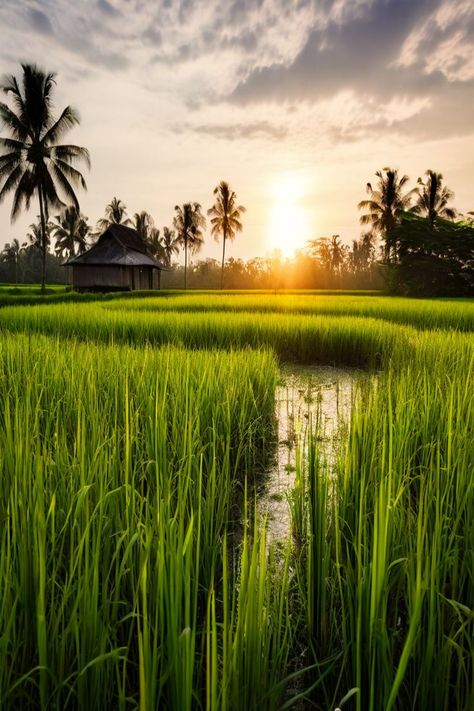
[388,213,474,296]
[208,180,245,288]
[96,197,131,232]
[52,205,90,258]
[0,295,473,708]
[0,64,89,291]
[358,167,417,262]
[412,170,457,229]
[158,226,179,266]
[173,202,206,289]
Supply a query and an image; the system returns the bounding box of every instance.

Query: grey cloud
[179,120,288,141]
[227,0,474,141]
[97,0,122,18]
[231,0,443,104]
[28,8,54,35]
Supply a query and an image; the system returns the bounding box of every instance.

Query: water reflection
[259,364,365,542]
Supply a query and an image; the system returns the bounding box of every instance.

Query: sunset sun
[268,173,312,258]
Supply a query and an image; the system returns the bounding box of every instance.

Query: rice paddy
[0,292,472,709]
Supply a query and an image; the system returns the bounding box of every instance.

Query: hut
[64,224,165,291]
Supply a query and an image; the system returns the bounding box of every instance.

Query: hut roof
[64,224,166,268]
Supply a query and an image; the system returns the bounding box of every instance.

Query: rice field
[0,292,472,710]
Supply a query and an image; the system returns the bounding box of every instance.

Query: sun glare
[267,173,312,258]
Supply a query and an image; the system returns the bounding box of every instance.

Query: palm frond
[10,169,36,219]
[42,106,80,144]
[51,157,87,190]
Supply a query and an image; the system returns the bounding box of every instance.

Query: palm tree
[96,197,131,232]
[0,63,89,292]
[133,210,154,241]
[208,181,245,289]
[52,205,90,258]
[27,217,52,249]
[1,238,25,283]
[358,167,416,262]
[412,170,457,229]
[329,234,346,274]
[160,226,179,267]
[173,202,206,289]
[146,227,162,260]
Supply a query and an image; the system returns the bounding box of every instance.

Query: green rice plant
[298,357,474,710]
[0,334,288,709]
[103,293,474,332]
[0,302,410,366]
[205,524,294,710]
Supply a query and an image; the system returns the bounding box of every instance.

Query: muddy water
[259,364,366,543]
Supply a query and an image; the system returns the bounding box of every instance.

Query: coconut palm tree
[160,226,179,267]
[208,181,245,289]
[0,63,90,292]
[96,197,131,232]
[329,234,346,274]
[173,203,206,289]
[412,170,457,229]
[358,167,416,262]
[52,205,90,258]
[146,226,162,259]
[26,217,52,249]
[133,210,154,242]
[1,238,25,283]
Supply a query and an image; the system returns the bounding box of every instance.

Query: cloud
[225,0,474,141]
[180,120,288,141]
[28,8,54,35]
[97,0,122,18]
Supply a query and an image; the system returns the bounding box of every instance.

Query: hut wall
[72,265,131,290]
[131,267,159,290]
[152,269,161,289]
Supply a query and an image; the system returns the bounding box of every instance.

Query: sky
[0,0,473,261]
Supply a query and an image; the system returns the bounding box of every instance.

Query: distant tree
[1,238,25,283]
[27,217,52,249]
[133,210,154,242]
[358,168,416,262]
[350,233,376,274]
[160,226,179,266]
[96,197,131,232]
[145,226,162,259]
[329,235,347,274]
[389,214,474,296]
[208,181,246,288]
[412,170,457,229]
[307,237,333,272]
[173,202,206,289]
[0,63,89,292]
[52,205,90,259]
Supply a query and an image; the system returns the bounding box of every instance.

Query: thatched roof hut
[64,224,165,291]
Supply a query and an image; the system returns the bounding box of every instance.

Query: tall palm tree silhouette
[358,167,415,262]
[413,170,457,229]
[0,64,89,291]
[208,181,245,289]
[173,203,206,289]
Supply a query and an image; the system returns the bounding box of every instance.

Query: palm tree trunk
[38,184,47,294]
[221,228,226,290]
[184,238,187,290]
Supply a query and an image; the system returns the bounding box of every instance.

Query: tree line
[357,167,474,295]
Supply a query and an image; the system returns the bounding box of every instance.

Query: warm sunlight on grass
[267,173,312,257]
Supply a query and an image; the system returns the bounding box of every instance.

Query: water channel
[259,364,367,543]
